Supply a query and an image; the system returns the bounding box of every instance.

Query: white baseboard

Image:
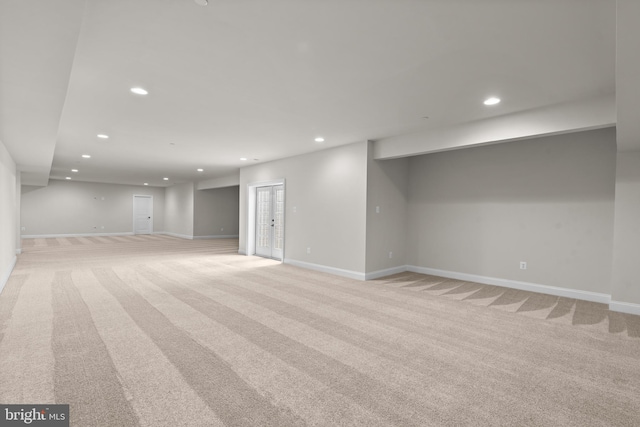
[609,300,640,316]
[22,232,134,239]
[365,265,407,280]
[238,249,247,255]
[16,249,22,255]
[406,265,612,304]
[156,232,194,240]
[193,235,239,239]
[284,258,365,281]
[0,256,17,295]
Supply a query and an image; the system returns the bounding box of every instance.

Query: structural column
[610,0,640,313]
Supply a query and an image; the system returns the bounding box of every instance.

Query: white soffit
[373,94,616,160]
[0,0,85,186]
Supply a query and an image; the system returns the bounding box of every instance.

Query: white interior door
[133,195,153,235]
[255,185,284,260]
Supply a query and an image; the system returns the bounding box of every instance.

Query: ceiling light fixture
[97,134,109,139]
[483,97,501,106]
[197,168,204,172]
[130,87,148,95]
[240,157,247,161]
[144,183,149,186]
[71,169,78,173]
[315,137,325,142]
[65,177,71,180]
[163,177,169,181]
[194,0,208,5]
[82,154,91,158]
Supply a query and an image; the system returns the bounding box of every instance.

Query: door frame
[133,194,154,235]
[246,179,285,260]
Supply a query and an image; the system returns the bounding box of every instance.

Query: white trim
[609,300,640,316]
[284,258,365,281]
[193,235,239,239]
[1,256,18,295]
[238,249,247,255]
[15,249,22,255]
[365,265,407,280]
[22,232,135,239]
[406,265,611,304]
[157,232,194,240]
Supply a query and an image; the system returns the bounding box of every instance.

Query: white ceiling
[0,0,615,187]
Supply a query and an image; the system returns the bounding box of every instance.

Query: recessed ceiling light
[163,177,169,181]
[315,137,325,143]
[71,169,78,173]
[97,134,109,139]
[197,168,204,172]
[82,154,91,158]
[130,87,148,95]
[240,157,247,161]
[194,0,208,5]
[483,97,501,106]
[144,183,149,186]
[65,177,71,180]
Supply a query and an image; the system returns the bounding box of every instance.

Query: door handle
[148,217,151,219]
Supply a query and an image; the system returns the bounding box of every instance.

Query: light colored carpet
[1,235,639,426]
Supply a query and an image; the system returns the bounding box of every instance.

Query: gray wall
[21,180,166,236]
[365,144,409,274]
[240,141,368,273]
[611,152,640,305]
[164,182,194,238]
[194,186,239,237]
[0,140,17,288]
[19,179,239,241]
[407,128,617,294]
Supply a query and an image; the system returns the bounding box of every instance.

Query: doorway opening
[247,180,285,261]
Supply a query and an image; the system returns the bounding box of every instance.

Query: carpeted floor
[1,235,639,426]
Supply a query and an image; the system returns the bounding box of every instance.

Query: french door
[255,185,284,260]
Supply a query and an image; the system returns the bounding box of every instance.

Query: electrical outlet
[389,251,393,259]
[520,261,527,270]
[307,247,311,254]
[220,227,224,232]
[376,206,380,214]
[293,206,297,213]
[101,226,105,229]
